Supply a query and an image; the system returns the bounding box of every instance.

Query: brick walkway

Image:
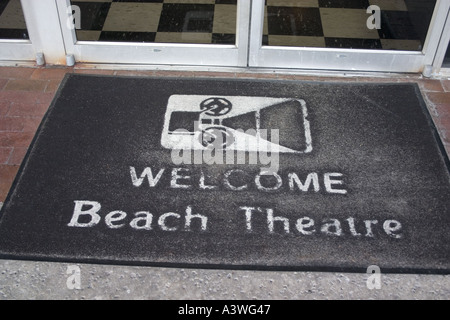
[0,66,449,202]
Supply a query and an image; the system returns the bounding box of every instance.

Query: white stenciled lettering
[288,172,320,192]
[267,208,289,234]
[364,220,378,238]
[130,166,165,187]
[185,205,208,232]
[296,217,315,235]
[346,217,362,237]
[324,173,347,194]
[128,166,349,195]
[239,206,258,232]
[223,169,248,191]
[383,220,403,239]
[68,202,208,232]
[321,219,342,236]
[158,212,180,231]
[171,168,192,189]
[105,210,127,229]
[130,211,153,230]
[199,171,218,190]
[68,200,101,227]
[255,171,283,192]
[237,207,403,238]
[67,202,404,240]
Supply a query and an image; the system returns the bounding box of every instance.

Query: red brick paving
[4,79,48,92]
[0,90,55,105]
[30,68,71,81]
[440,80,450,92]
[0,165,19,197]
[44,80,62,93]
[424,92,450,105]
[0,66,449,202]
[418,79,445,92]
[0,132,35,148]
[0,117,24,131]
[8,147,28,166]
[0,147,12,164]
[0,67,35,79]
[7,102,49,117]
[0,78,7,90]
[0,100,10,117]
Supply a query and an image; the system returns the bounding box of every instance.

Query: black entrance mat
[0,74,449,274]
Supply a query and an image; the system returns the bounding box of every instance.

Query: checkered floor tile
[0,0,436,50]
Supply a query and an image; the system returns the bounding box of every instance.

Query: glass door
[249,0,449,73]
[56,0,250,67]
[0,0,34,61]
[7,0,449,72]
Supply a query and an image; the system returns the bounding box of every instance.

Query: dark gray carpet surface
[0,74,449,273]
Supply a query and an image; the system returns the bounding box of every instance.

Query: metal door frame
[2,0,450,75]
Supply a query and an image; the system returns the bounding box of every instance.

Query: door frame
[0,39,34,61]
[55,0,250,67]
[248,0,450,73]
[431,6,450,75]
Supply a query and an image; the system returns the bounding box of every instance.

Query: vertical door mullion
[0,0,70,64]
[21,0,67,64]
[421,0,450,72]
[431,9,450,74]
[56,0,77,58]
[248,0,265,67]
[236,0,251,67]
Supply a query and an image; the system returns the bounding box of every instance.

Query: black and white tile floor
[72,0,238,44]
[0,0,436,50]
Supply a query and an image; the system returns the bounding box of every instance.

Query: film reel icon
[198,97,235,149]
[200,97,232,117]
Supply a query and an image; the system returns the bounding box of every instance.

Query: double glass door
[0,0,33,61]
[0,0,448,73]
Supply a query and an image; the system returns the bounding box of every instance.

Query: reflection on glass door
[72,0,237,44]
[0,0,29,39]
[262,0,436,51]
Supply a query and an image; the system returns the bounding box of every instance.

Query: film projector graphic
[161,95,312,153]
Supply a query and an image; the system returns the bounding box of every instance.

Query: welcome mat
[0,74,449,274]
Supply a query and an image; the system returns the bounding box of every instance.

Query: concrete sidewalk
[0,260,449,299]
